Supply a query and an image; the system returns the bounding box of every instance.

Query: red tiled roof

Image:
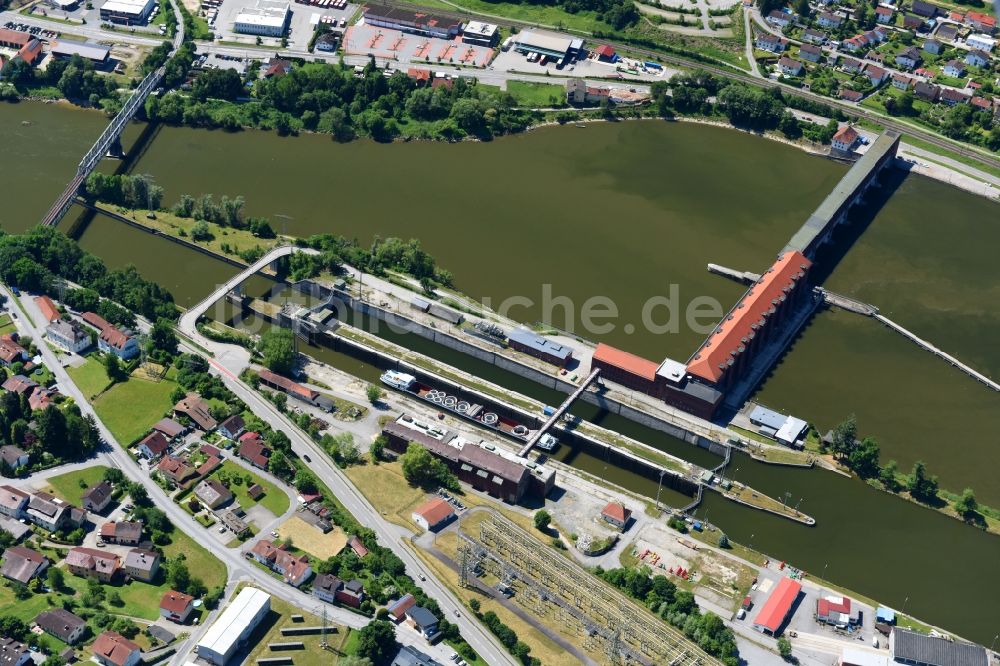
[138,431,169,456]
[81,312,111,332]
[832,125,859,144]
[687,251,811,384]
[34,296,59,323]
[257,370,317,401]
[0,28,31,48]
[592,343,659,382]
[601,501,631,523]
[347,535,369,558]
[100,326,131,350]
[239,437,270,468]
[817,595,851,616]
[412,498,454,527]
[159,590,194,614]
[966,10,996,27]
[407,67,431,82]
[753,577,802,633]
[92,631,140,666]
[595,44,615,57]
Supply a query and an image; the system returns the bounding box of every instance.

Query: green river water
[3,102,1000,642]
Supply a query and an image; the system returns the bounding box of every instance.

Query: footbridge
[784,130,901,259]
[40,2,185,228]
[178,245,319,336]
[517,368,600,457]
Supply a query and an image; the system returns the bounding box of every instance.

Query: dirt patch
[276,515,348,559]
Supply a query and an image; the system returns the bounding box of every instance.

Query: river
[3,101,1000,642]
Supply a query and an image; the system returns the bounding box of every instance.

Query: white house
[966,33,996,52]
[831,125,860,152]
[965,49,990,67]
[778,56,803,76]
[46,319,91,353]
[766,10,792,27]
[99,326,139,360]
[943,59,966,77]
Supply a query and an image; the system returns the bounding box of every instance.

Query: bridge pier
[106,136,125,160]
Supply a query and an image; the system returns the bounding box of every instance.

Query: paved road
[0,285,483,666]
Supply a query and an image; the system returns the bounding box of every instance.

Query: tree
[47,566,65,592]
[907,461,938,502]
[954,487,979,521]
[830,415,858,459]
[370,435,386,464]
[718,533,730,549]
[190,221,213,241]
[103,353,127,383]
[533,510,551,532]
[354,619,397,665]
[847,437,880,478]
[399,443,458,491]
[258,327,296,375]
[366,384,381,405]
[879,460,899,492]
[168,558,191,592]
[149,318,178,357]
[777,636,793,661]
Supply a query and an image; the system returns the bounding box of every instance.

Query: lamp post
[901,596,910,617]
[655,469,666,513]
[990,634,998,653]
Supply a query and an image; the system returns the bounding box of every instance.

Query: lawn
[162,525,228,591]
[343,461,432,531]
[242,586,351,666]
[215,460,290,516]
[91,366,179,445]
[402,0,610,32]
[276,515,347,559]
[506,81,566,108]
[43,465,110,503]
[66,355,113,400]
[0,313,15,336]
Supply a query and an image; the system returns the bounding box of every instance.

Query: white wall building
[233,0,291,37]
[99,0,156,25]
[196,587,271,665]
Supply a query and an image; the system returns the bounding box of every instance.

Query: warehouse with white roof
[196,587,271,665]
[99,0,156,25]
[233,0,291,37]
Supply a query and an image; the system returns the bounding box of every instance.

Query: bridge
[784,130,901,259]
[40,1,185,228]
[178,245,319,337]
[517,368,600,457]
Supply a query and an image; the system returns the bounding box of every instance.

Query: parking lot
[491,46,671,82]
[343,23,494,67]
[2,20,59,41]
[210,0,356,48]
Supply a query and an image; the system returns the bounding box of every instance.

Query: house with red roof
[238,433,271,469]
[411,497,455,531]
[0,334,28,367]
[92,631,141,666]
[752,577,801,635]
[965,11,996,33]
[601,502,632,530]
[34,296,59,323]
[816,594,860,627]
[594,44,616,61]
[250,540,313,587]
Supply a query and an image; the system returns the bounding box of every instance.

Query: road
[2,284,509,666]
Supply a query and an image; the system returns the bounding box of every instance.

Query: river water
[4,102,1000,642]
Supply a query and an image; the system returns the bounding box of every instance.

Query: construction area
[342,24,494,67]
[457,511,722,666]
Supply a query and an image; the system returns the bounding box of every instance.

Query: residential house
[966,33,996,51]
[798,44,823,62]
[843,35,868,52]
[874,5,894,23]
[0,445,28,472]
[766,10,792,28]
[26,491,76,532]
[81,480,114,513]
[160,590,195,623]
[841,57,863,73]
[66,547,120,582]
[34,609,87,645]
[778,56,803,76]
[336,579,365,608]
[194,478,233,509]
[238,433,271,469]
[936,23,960,41]
[923,38,943,54]
[910,0,939,18]
[100,520,143,546]
[896,46,921,69]
[892,73,913,89]
[1,374,35,397]
[817,11,842,28]
[0,546,48,584]
[0,485,28,518]
[971,95,993,110]
[312,574,342,604]
[263,58,292,77]
[816,594,860,627]
[965,10,996,33]
[407,67,432,85]
[0,638,31,666]
[151,418,186,441]
[196,455,222,478]
[0,516,30,542]
[802,29,827,44]
[46,319,90,354]
[756,32,787,52]
[173,393,218,432]
[96,325,138,360]
[157,455,196,486]
[831,125,860,151]
[250,540,312,587]
[404,607,439,640]
[91,631,141,666]
[914,80,941,100]
[902,14,924,30]
[965,49,990,67]
[601,502,632,530]
[943,59,966,76]
[137,431,170,460]
[217,414,245,440]
[864,64,888,86]
[345,535,369,559]
[28,388,56,412]
[387,594,417,621]
[411,497,455,532]
[0,335,28,367]
[941,87,971,104]
[123,548,160,582]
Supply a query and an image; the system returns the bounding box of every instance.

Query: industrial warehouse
[196,587,271,665]
[361,2,461,39]
[99,0,156,24]
[233,0,291,36]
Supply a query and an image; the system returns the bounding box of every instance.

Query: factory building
[196,587,270,665]
[362,3,461,39]
[461,21,498,46]
[233,0,291,37]
[99,0,156,25]
[510,29,583,62]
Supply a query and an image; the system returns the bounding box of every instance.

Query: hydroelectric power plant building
[593,250,813,420]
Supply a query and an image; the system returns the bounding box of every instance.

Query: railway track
[379,0,1000,173]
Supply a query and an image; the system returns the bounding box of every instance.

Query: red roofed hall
[591,343,660,394]
[411,497,455,531]
[687,250,811,388]
[34,296,59,323]
[752,577,802,635]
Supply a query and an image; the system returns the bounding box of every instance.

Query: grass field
[506,81,566,108]
[276,515,347,559]
[66,355,113,399]
[344,461,433,531]
[43,465,110,504]
[241,586,352,666]
[0,313,15,336]
[92,366,179,445]
[216,460,290,516]
[400,0,609,32]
